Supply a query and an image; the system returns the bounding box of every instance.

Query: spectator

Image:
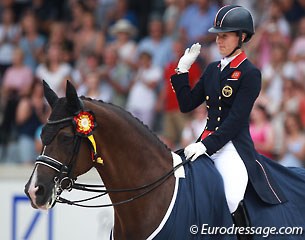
[15,79,49,164]
[108,19,138,67]
[78,71,104,100]
[94,0,117,32]
[73,11,105,70]
[99,47,133,107]
[36,44,72,96]
[19,12,46,71]
[106,0,138,29]
[66,0,87,36]
[250,104,275,159]
[178,0,218,45]
[162,0,181,39]
[78,51,101,79]
[281,79,302,114]
[1,47,33,105]
[289,16,305,85]
[279,113,305,167]
[261,43,296,115]
[247,0,291,67]
[0,7,20,79]
[48,22,74,65]
[298,85,305,128]
[281,0,305,24]
[157,39,202,148]
[0,47,33,146]
[126,51,162,128]
[181,105,207,148]
[137,17,173,68]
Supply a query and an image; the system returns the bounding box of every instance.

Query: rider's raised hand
[176,43,201,73]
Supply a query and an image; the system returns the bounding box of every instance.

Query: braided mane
[80,96,171,152]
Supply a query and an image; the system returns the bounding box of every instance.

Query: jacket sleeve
[202,68,262,155]
[170,66,209,113]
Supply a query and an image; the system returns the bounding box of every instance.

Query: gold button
[215,127,219,130]
[206,96,209,100]
[217,117,221,121]
[205,126,208,129]
[207,105,210,109]
[219,96,221,100]
[219,106,222,110]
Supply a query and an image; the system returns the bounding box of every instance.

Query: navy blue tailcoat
[171,52,287,205]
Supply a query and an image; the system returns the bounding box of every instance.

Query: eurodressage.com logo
[189,224,304,238]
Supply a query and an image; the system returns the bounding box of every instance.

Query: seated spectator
[279,113,305,167]
[250,104,275,159]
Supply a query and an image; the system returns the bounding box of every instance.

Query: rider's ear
[43,80,58,109]
[66,80,82,113]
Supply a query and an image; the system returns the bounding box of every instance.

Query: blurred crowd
[0,0,305,168]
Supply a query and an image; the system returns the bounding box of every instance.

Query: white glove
[177,43,201,73]
[184,142,207,161]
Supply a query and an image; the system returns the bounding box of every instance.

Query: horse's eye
[58,133,74,144]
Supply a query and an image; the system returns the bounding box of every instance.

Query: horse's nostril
[36,185,45,196]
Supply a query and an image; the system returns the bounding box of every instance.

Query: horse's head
[25,81,96,209]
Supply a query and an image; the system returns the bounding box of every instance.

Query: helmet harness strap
[226,30,243,58]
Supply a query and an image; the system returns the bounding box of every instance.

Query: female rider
[171,5,287,238]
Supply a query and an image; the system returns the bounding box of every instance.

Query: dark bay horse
[25,81,305,240]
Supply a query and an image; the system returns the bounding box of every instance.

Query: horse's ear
[66,80,81,113]
[43,80,58,108]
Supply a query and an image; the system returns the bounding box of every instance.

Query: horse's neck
[91,102,175,239]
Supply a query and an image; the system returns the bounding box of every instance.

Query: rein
[57,157,189,208]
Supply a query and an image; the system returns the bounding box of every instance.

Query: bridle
[35,100,189,208]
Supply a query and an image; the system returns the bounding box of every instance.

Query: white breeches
[210,141,248,213]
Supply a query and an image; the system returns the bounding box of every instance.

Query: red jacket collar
[230,51,247,68]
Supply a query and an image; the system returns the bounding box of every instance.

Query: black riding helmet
[209,5,254,56]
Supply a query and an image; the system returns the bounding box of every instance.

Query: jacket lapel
[219,51,247,82]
